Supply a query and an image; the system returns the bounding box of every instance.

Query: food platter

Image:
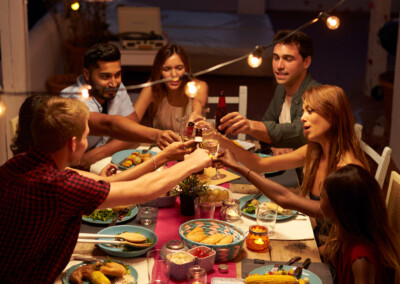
[82,207,138,225]
[239,195,297,221]
[62,260,138,284]
[111,149,158,170]
[249,265,322,284]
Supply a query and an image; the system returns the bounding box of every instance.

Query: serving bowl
[167,251,196,280]
[97,225,157,258]
[188,245,216,272]
[179,219,245,262]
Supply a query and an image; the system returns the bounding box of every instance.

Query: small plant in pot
[172,175,209,216]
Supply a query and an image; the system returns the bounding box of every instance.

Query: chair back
[207,85,248,141]
[386,171,400,234]
[354,123,392,188]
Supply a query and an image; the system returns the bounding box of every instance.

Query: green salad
[84,208,131,221]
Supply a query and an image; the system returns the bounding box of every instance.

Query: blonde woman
[216,85,369,245]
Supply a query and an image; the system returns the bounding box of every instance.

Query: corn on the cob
[89,271,111,284]
[244,274,298,284]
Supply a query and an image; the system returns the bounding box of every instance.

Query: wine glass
[202,128,227,180]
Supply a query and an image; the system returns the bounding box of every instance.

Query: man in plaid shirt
[0,97,211,283]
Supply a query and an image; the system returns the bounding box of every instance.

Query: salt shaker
[220,198,242,222]
[187,265,207,284]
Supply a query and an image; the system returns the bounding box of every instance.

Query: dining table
[54,144,333,284]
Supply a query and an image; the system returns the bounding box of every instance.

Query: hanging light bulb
[185,81,200,98]
[71,2,80,11]
[247,46,263,68]
[326,15,340,30]
[81,85,91,100]
[0,101,6,118]
[247,53,262,68]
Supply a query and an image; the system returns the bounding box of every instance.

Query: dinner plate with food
[246,265,322,284]
[82,205,138,225]
[239,195,297,221]
[62,259,138,284]
[111,149,158,170]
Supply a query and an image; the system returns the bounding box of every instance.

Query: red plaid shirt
[0,148,110,283]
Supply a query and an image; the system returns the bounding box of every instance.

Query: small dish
[188,245,216,273]
[167,251,196,280]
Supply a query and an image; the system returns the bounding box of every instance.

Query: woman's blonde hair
[149,44,191,121]
[31,97,89,153]
[301,85,368,196]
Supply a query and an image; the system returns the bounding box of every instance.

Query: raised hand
[218,112,251,135]
[185,148,212,173]
[156,130,181,149]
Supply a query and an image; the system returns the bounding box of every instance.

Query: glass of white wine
[202,127,227,180]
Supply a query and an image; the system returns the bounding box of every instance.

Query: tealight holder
[245,225,270,252]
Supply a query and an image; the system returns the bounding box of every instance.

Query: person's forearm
[248,120,272,144]
[89,115,160,143]
[99,159,202,208]
[104,151,169,182]
[244,168,321,217]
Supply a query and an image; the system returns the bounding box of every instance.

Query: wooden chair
[386,171,400,234]
[354,123,391,189]
[207,85,248,141]
[9,116,19,140]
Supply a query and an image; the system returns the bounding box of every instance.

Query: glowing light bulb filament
[71,2,80,11]
[185,81,199,98]
[326,16,340,30]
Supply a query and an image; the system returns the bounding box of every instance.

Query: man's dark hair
[273,30,314,59]
[84,43,121,69]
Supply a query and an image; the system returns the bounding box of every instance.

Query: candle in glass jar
[246,225,269,251]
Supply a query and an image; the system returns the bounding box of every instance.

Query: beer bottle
[215,91,227,134]
[193,127,204,174]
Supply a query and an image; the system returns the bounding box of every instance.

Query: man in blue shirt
[62,43,180,169]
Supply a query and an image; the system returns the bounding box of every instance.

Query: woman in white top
[134,44,208,132]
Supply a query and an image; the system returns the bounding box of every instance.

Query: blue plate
[249,265,322,284]
[112,149,158,170]
[62,259,138,284]
[82,206,138,225]
[97,225,157,258]
[239,195,297,221]
[256,153,285,177]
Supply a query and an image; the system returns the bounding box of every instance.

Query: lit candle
[254,238,264,245]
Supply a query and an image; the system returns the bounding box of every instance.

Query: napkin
[198,167,241,185]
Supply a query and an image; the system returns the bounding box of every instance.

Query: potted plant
[173,175,209,216]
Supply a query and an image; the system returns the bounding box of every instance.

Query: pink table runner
[154,181,237,283]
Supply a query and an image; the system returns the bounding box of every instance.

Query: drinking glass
[202,128,226,180]
[147,249,170,284]
[194,196,216,219]
[138,202,158,225]
[256,202,278,235]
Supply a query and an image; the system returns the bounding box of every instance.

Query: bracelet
[152,156,157,171]
[246,169,251,180]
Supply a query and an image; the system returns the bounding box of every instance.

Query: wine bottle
[185,122,195,141]
[193,127,204,174]
[215,91,228,134]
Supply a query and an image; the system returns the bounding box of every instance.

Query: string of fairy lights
[0,0,345,116]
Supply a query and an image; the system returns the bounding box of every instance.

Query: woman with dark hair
[134,44,208,132]
[321,164,400,283]
[216,85,369,245]
[10,95,49,155]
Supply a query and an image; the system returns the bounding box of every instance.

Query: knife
[270,256,301,273]
[241,192,263,211]
[293,258,311,279]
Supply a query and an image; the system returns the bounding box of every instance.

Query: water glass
[147,249,170,284]
[194,196,215,219]
[138,203,158,225]
[256,202,278,235]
